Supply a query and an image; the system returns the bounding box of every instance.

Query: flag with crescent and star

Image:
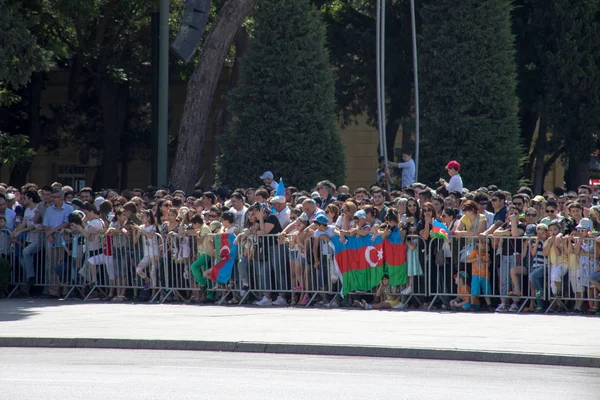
[209,234,238,284]
[330,234,386,295]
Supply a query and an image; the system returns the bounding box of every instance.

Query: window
[57,165,86,192]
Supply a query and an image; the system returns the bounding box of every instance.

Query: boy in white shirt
[439,160,463,194]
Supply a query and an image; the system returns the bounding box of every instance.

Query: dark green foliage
[418,0,522,190]
[216,0,344,189]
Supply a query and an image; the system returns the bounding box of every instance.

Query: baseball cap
[71,198,84,209]
[532,195,545,203]
[209,220,222,232]
[270,196,286,204]
[524,224,537,236]
[6,193,15,201]
[454,271,469,280]
[445,160,461,171]
[311,191,320,199]
[94,197,105,211]
[260,171,274,180]
[576,218,593,231]
[315,215,329,225]
[353,210,367,219]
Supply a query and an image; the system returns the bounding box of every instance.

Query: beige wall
[339,115,404,191]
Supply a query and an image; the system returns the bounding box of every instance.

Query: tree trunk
[531,114,547,194]
[169,0,258,194]
[565,149,590,192]
[9,72,44,186]
[202,26,251,189]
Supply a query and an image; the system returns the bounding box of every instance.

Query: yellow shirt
[196,225,213,255]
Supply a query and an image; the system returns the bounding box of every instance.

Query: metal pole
[410,0,420,182]
[158,0,169,188]
[381,0,391,193]
[376,0,384,159]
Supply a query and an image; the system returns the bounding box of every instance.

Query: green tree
[215,0,344,189]
[539,0,600,190]
[418,0,521,190]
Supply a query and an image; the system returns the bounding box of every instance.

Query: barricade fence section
[3,227,599,312]
[428,236,548,313]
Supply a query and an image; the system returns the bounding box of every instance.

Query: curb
[1,337,599,368]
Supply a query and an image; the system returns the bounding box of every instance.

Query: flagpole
[410,0,420,182]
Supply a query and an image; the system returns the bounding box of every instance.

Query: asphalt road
[1,348,599,400]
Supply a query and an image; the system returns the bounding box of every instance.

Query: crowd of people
[1,155,599,314]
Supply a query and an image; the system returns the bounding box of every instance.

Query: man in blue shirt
[391,149,416,188]
[43,189,73,298]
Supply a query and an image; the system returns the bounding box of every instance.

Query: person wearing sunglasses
[540,200,559,226]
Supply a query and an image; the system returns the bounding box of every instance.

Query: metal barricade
[80,230,165,303]
[1,228,13,297]
[428,236,542,313]
[395,234,428,309]
[547,235,599,313]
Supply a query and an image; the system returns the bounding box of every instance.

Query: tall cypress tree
[216,0,344,189]
[418,0,521,190]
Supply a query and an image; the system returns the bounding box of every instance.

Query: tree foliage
[216,0,344,189]
[418,0,522,190]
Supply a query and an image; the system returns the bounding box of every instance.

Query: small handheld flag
[275,178,285,197]
[430,219,451,242]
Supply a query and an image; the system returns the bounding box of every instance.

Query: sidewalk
[1,299,598,367]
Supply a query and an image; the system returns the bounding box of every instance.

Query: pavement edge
[1,337,598,368]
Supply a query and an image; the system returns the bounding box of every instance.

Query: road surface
[1,348,599,399]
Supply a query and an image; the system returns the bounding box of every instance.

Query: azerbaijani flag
[209,234,238,284]
[383,228,407,286]
[330,235,385,296]
[431,219,451,242]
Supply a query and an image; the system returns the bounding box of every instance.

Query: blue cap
[315,215,329,225]
[353,210,367,219]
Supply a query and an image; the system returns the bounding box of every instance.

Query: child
[220,211,239,235]
[312,214,337,306]
[105,208,130,302]
[450,271,471,311]
[543,220,566,306]
[134,210,160,299]
[573,218,596,313]
[188,213,213,303]
[402,225,423,295]
[289,217,310,305]
[357,274,399,309]
[55,212,85,286]
[528,224,549,312]
[466,239,491,311]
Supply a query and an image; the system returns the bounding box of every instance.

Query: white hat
[6,193,15,201]
[576,218,593,231]
[94,197,105,211]
[260,171,274,180]
[270,196,286,204]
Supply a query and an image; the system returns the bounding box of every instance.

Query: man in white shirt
[391,149,416,188]
[270,195,291,229]
[229,192,248,230]
[439,160,463,194]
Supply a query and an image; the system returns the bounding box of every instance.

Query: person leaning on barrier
[188,213,214,303]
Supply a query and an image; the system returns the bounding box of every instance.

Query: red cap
[446,160,460,171]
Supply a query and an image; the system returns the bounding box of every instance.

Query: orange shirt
[458,284,471,303]
[468,249,489,278]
